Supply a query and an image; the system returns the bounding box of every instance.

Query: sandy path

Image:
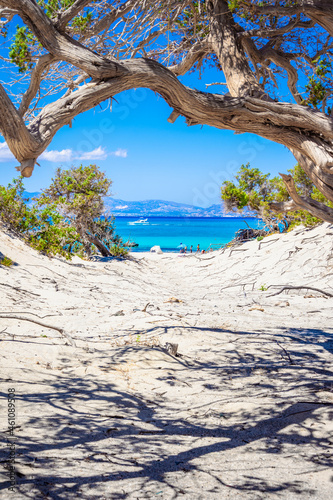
[0,223,332,499]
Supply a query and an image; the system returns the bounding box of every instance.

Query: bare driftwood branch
[0,310,61,318]
[0,314,77,346]
[266,285,333,298]
[0,283,41,296]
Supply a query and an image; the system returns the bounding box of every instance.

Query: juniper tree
[38,164,126,257]
[221,162,333,229]
[0,1,333,222]
[0,165,125,258]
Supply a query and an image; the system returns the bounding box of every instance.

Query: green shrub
[221,163,333,231]
[108,244,128,258]
[0,256,13,267]
[0,165,127,259]
[37,164,127,258]
[0,177,74,259]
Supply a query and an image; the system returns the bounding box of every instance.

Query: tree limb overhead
[0,0,333,221]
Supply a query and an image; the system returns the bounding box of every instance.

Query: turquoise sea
[114,216,263,253]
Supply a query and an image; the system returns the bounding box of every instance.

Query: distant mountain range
[23,192,254,217]
[104,198,255,217]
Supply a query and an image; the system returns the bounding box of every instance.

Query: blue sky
[0,64,296,208]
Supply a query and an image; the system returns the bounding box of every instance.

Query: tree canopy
[0,1,333,222]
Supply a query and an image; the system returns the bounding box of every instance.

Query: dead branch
[0,283,41,296]
[258,238,280,250]
[229,248,249,256]
[0,314,77,346]
[266,285,333,298]
[0,310,61,318]
[274,340,294,364]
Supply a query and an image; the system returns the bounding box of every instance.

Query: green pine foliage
[9,26,35,73]
[37,1,76,18]
[8,1,93,73]
[175,1,208,38]
[303,57,332,113]
[221,163,333,229]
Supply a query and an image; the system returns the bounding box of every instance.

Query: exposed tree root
[266,285,333,298]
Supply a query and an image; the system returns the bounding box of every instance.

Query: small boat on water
[128,218,149,225]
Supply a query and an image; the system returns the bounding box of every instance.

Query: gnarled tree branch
[0,83,41,175]
[1,0,124,79]
[207,0,262,97]
[168,39,209,76]
[280,173,333,222]
[19,53,56,117]
[55,0,92,30]
[1,0,333,224]
[237,0,333,37]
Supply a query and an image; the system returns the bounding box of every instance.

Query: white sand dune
[0,223,332,499]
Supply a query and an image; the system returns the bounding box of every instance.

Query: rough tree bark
[0,0,333,222]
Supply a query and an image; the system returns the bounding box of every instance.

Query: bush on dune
[221,163,333,233]
[0,164,127,259]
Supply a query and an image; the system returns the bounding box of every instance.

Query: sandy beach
[0,223,333,499]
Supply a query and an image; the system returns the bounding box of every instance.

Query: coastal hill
[24,192,255,217]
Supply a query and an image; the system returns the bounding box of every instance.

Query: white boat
[128,218,149,225]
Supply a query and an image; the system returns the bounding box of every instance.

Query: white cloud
[0,142,15,162]
[40,149,73,162]
[112,148,127,158]
[41,146,108,162]
[76,146,107,161]
[0,142,125,164]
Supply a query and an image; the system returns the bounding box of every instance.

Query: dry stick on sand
[0,314,76,347]
[0,283,40,296]
[266,285,333,298]
[274,340,294,364]
[26,263,69,279]
[258,238,280,250]
[0,310,62,318]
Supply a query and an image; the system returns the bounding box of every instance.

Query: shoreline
[114,215,259,219]
[115,216,264,254]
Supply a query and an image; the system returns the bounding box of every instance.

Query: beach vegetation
[0,255,13,267]
[37,164,126,258]
[0,176,77,259]
[221,163,333,230]
[0,165,127,259]
[0,2,333,223]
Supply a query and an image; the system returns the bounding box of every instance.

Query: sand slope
[0,223,332,499]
